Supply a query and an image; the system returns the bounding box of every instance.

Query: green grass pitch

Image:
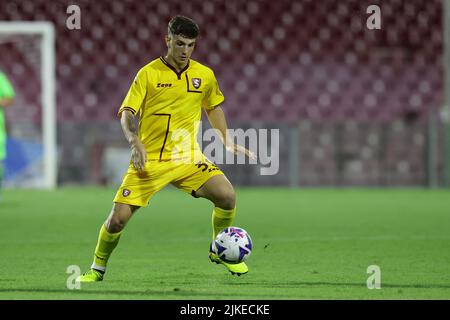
[0,187,449,299]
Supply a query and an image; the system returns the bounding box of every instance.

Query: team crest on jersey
[122,189,131,197]
[192,78,202,89]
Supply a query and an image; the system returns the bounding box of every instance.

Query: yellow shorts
[113,154,223,207]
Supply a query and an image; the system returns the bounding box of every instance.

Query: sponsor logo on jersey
[157,83,172,88]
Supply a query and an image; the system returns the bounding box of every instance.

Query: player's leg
[172,158,247,275]
[77,203,139,282]
[194,175,248,276]
[193,174,236,240]
[93,202,140,270]
[78,161,169,282]
[0,127,5,201]
[0,161,4,201]
[0,161,3,186]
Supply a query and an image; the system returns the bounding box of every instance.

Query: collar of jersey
[160,56,190,80]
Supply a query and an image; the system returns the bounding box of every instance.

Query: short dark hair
[168,15,199,39]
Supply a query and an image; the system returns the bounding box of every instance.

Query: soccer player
[0,70,15,199]
[78,15,255,282]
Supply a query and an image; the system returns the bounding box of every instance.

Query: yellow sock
[212,207,236,240]
[91,224,122,272]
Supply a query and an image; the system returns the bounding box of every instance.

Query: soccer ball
[211,227,252,263]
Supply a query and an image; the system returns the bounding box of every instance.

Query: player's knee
[215,188,236,210]
[106,216,126,233]
[105,204,137,233]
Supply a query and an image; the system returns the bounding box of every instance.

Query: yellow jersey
[118,57,224,161]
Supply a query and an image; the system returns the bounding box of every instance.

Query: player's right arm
[118,68,148,173]
[120,110,146,173]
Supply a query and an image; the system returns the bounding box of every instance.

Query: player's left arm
[0,97,13,107]
[0,72,15,108]
[205,106,256,160]
[203,69,255,159]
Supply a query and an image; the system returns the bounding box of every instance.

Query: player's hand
[226,143,257,160]
[130,138,147,173]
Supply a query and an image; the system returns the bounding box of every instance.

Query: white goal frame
[0,21,56,189]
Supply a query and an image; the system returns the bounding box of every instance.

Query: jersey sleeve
[118,68,148,117]
[203,71,225,111]
[0,72,15,99]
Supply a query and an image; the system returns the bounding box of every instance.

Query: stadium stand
[0,0,443,186]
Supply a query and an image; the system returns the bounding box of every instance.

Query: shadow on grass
[0,287,293,299]
[225,281,450,290]
[1,280,449,299]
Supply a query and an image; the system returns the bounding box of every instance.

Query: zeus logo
[157,83,172,88]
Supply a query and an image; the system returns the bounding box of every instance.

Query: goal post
[443,2,450,187]
[0,21,56,189]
